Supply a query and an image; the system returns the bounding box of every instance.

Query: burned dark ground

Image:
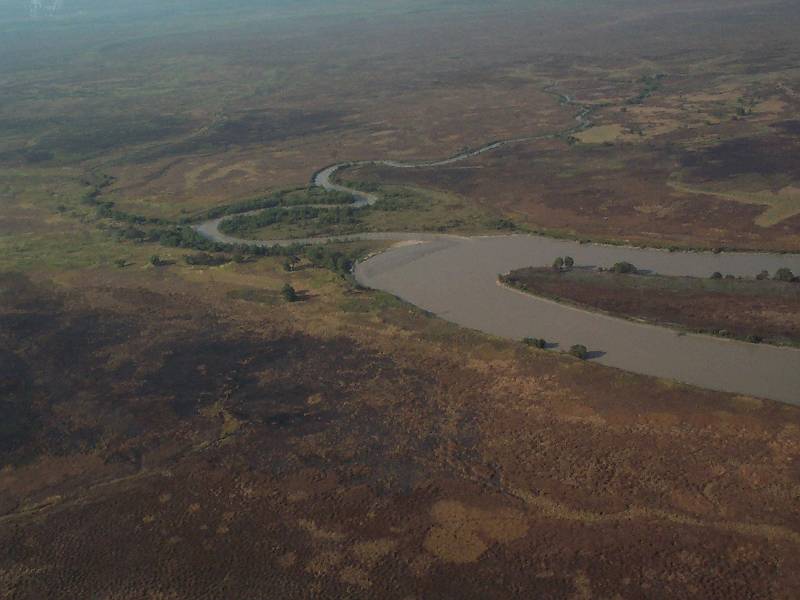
[2,267,800,598]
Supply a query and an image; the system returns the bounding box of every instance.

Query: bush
[569,344,589,359]
[774,268,795,282]
[184,252,230,266]
[305,245,357,277]
[756,270,769,281]
[611,262,637,274]
[149,255,163,267]
[552,257,564,271]
[563,256,574,269]
[282,283,298,303]
[710,272,723,280]
[523,337,547,349]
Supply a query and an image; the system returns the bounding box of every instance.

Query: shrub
[710,272,723,280]
[563,256,574,269]
[523,337,547,349]
[774,268,795,282]
[149,255,163,267]
[281,283,298,303]
[611,262,636,274]
[569,344,589,359]
[552,257,564,271]
[184,252,229,266]
[756,270,769,281]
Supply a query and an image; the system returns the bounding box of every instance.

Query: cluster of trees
[218,206,359,235]
[197,188,354,222]
[523,337,547,349]
[80,174,174,227]
[488,218,517,231]
[626,73,666,105]
[522,338,591,359]
[184,252,235,266]
[153,225,305,258]
[305,245,358,277]
[711,268,797,282]
[73,177,373,280]
[552,256,575,271]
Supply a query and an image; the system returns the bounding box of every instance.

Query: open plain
[2,1,800,598]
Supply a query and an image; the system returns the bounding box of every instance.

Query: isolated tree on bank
[569,344,589,360]
[611,261,636,274]
[282,283,299,302]
[552,257,564,271]
[523,337,547,349]
[774,268,795,282]
[564,256,574,270]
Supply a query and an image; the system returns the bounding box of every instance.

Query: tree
[569,344,589,360]
[563,256,574,270]
[756,270,769,281]
[523,337,547,349]
[282,283,298,303]
[774,268,795,282]
[611,262,636,274]
[149,255,162,267]
[282,258,294,272]
[552,257,564,271]
[710,272,723,280]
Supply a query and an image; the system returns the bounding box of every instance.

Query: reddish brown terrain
[3,270,800,598]
[2,0,800,597]
[503,267,800,346]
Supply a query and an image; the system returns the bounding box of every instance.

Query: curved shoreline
[194,90,800,405]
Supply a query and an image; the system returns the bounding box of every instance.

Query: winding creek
[195,93,800,405]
